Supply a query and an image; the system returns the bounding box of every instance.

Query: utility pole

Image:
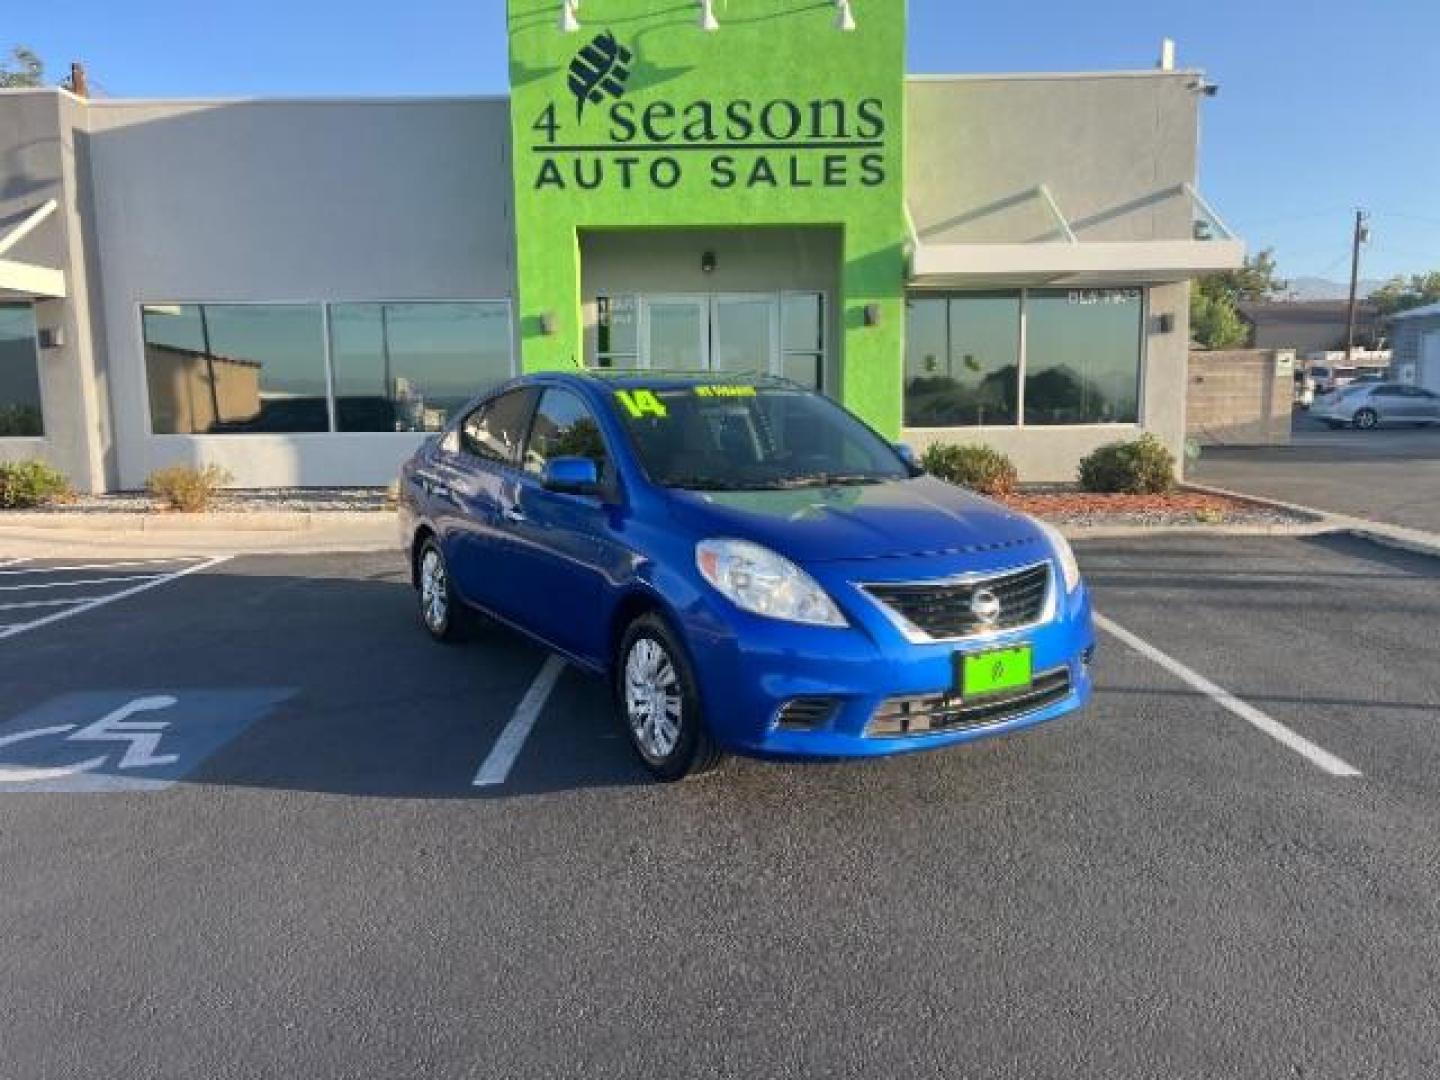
[1344,209,1370,364]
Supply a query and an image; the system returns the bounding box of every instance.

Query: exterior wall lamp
[540,311,558,335]
[836,0,857,32]
[701,250,718,274]
[559,0,580,33]
[863,303,882,327]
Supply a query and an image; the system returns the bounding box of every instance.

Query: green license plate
[958,645,1034,697]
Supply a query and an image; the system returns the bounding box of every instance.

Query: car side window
[523,388,611,477]
[461,389,535,466]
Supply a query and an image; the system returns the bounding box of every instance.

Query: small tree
[1190,248,1287,349]
[1372,272,1440,317]
[0,46,43,89]
[1190,290,1248,349]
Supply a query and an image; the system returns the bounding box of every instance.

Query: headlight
[695,539,847,627]
[1036,521,1082,593]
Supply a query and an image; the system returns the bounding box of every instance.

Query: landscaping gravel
[29,488,392,514]
[1000,484,1316,529]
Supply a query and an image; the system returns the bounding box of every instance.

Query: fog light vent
[776,697,838,731]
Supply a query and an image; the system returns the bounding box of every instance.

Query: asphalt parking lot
[3,537,1440,1078]
[1192,412,1440,532]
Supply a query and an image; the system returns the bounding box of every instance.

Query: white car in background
[1310,382,1440,429]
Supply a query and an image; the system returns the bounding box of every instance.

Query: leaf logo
[567,30,633,120]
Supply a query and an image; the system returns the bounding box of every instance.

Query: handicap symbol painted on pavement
[0,689,295,792]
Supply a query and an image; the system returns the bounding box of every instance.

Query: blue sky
[12,0,1438,284]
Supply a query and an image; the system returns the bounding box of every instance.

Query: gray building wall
[905,72,1199,246]
[0,89,112,491]
[81,97,517,488]
[1390,309,1440,391]
[899,73,1202,481]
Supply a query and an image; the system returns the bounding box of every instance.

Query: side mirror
[893,442,920,472]
[541,456,601,496]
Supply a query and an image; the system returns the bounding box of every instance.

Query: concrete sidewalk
[0,510,397,558]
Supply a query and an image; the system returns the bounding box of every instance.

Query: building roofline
[906,69,1206,83]
[77,93,510,108]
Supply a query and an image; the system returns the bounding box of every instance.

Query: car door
[1404,386,1440,421]
[1370,385,1416,426]
[499,387,623,662]
[435,388,537,611]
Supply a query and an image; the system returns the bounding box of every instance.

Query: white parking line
[0,574,165,593]
[1095,612,1362,778]
[0,557,203,577]
[0,556,231,642]
[0,597,90,612]
[472,655,567,787]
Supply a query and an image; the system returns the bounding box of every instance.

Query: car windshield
[609,383,910,491]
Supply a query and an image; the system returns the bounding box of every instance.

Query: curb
[1182,480,1440,560]
[0,510,390,533]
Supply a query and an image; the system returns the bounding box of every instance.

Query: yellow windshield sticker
[615,388,669,419]
[694,385,757,398]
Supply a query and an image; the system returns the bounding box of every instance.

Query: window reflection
[0,303,43,437]
[904,293,1019,426]
[903,289,1143,428]
[142,304,328,434]
[330,302,512,432]
[1025,289,1142,425]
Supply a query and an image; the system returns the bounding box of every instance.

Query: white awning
[907,183,1244,288]
[0,199,67,299]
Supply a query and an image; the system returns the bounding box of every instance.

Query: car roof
[540,369,794,392]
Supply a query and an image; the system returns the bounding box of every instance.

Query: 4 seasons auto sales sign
[527,28,890,193]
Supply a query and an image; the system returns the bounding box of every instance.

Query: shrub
[1077,434,1177,494]
[920,443,1019,497]
[0,459,72,509]
[146,464,233,512]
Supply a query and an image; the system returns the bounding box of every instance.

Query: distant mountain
[1281,276,1386,301]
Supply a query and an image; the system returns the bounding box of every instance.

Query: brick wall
[1186,349,1293,446]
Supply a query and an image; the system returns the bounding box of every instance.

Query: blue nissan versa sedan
[399,372,1094,780]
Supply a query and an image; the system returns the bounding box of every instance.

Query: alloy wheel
[420,547,449,633]
[624,637,683,760]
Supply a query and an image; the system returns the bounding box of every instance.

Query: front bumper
[680,554,1096,761]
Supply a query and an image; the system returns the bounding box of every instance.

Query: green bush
[920,442,1019,497]
[146,464,233,512]
[0,458,71,509]
[1078,434,1177,494]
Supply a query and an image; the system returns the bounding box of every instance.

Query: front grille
[866,666,1072,738]
[775,696,838,731]
[862,562,1051,641]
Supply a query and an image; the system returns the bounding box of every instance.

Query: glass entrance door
[642,296,708,371]
[627,292,823,389]
[711,295,779,377]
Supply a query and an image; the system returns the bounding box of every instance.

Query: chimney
[1158,39,1176,71]
[69,62,89,97]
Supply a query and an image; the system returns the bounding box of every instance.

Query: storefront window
[781,292,824,391]
[0,303,44,437]
[1024,289,1142,425]
[596,294,640,369]
[904,293,1019,426]
[142,304,328,434]
[329,302,512,432]
[904,289,1143,428]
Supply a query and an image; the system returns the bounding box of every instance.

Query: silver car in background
[1310,382,1440,430]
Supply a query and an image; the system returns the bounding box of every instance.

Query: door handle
[502,506,527,524]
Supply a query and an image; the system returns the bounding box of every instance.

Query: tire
[416,537,466,643]
[1353,408,1379,430]
[615,613,724,782]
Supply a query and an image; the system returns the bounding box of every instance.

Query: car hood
[665,476,1045,563]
